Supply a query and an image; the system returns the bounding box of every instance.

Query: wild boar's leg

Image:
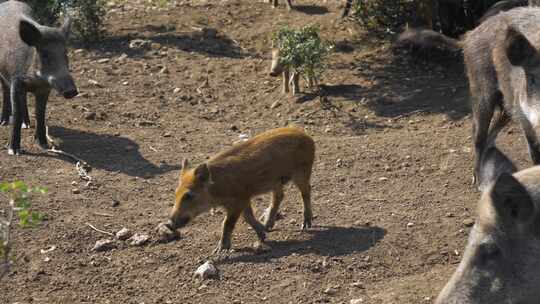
[0,81,10,125]
[261,185,284,230]
[242,205,266,242]
[272,0,278,8]
[34,91,51,150]
[293,172,313,230]
[214,209,242,253]
[7,78,28,155]
[518,115,540,164]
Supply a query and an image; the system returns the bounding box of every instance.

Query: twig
[92,212,114,217]
[85,222,114,237]
[392,109,427,120]
[149,146,159,153]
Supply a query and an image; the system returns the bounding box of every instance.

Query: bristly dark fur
[394,27,462,54]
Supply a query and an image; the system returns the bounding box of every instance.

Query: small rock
[111,199,120,207]
[155,222,180,242]
[253,241,271,254]
[97,58,110,63]
[323,287,337,295]
[72,188,80,194]
[407,222,414,228]
[129,39,151,49]
[350,299,364,304]
[129,233,150,246]
[92,239,115,252]
[463,218,475,227]
[173,87,181,94]
[88,79,102,87]
[378,177,388,182]
[116,227,132,241]
[163,132,172,138]
[84,111,96,120]
[194,261,218,280]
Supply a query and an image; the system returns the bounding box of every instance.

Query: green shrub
[0,181,46,280]
[23,0,106,42]
[352,0,415,32]
[272,25,333,86]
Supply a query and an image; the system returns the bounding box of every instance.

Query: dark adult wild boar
[397,7,540,188]
[0,0,78,155]
[435,118,540,304]
[167,127,315,253]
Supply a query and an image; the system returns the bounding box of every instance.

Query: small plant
[272,25,333,88]
[0,181,46,281]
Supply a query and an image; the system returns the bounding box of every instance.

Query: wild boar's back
[0,1,36,80]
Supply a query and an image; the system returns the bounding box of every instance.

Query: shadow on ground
[47,126,180,178]
[218,225,386,264]
[77,29,249,59]
[294,5,329,15]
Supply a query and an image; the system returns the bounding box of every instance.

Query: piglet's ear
[19,19,42,47]
[490,173,534,226]
[194,163,209,183]
[181,159,189,172]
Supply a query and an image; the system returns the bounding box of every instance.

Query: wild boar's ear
[61,16,72,39]
[505,26,540,67]
[194,163,209,183]
[478,146,517,192]
[19,19,42,47]
[490,173,534,225]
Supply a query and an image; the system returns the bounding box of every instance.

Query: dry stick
[85,222,114,237]
[92,212,114,217]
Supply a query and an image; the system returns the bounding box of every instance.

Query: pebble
[407,222,414,228]
[97,58,110,63]
[350,299,364,304]
[253,241,271,254]
[129,39,151,49]
[323,287,337,295]
[463,218,475,227]
[129,233,150,246]
[84,111,96,120]
[194,261,219,280]
[72,188,80,194]
[92,239,115,252]
[116,227,132,241]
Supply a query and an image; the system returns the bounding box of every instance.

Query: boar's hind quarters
[505,26,540,67]
[490,173,535,227]
[19,18,42,47]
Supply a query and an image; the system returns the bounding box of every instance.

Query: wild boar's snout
[169,213,190,229]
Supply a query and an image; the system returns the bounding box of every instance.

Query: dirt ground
[0,0,535,303]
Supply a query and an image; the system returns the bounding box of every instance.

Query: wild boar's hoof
[7,147,23,156]
[21,122,30,129]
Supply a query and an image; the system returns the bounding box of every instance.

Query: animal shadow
[294,5,329,15]
[48,126,180,178]
[219,225,386,264]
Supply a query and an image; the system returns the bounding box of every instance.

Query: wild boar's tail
[394,28,462,53]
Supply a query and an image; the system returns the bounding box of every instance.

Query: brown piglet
[166,127,316,254]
